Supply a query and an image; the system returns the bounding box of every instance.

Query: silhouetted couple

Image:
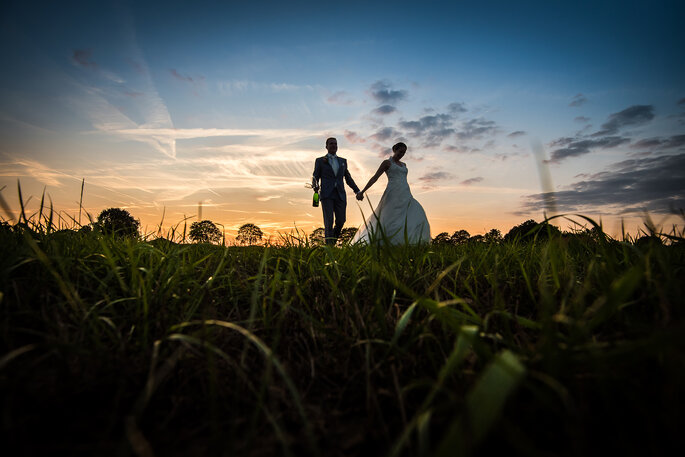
[312,137,431,245]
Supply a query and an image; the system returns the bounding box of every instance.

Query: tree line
[4,206,669,247]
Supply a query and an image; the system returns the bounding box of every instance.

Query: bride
[352,142,431,244]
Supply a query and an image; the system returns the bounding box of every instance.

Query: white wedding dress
[352,160,431,244]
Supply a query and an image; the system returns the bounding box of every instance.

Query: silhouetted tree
[484,228,503,244]
[236,223,263,245]
[504,219,560,243]
[96,208,140,238]
[189,220,222,244]
[450,229,470,245]
[468,234,485,243]
[432,232,452,245]
[338,227,358,245]
[310,227,325,245]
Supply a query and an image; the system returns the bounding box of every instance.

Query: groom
[312,137,363,245]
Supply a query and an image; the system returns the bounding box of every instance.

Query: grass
[1,204,684,456]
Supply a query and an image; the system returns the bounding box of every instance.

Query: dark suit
[312,154,360,244]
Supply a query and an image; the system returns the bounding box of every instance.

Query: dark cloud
[443,145,473,153]
[419,171,455,182]
[569,93,587,107]
[456,118,498,140]
[72,49,97,68]
[327,91,354,105]
[548,136,630,163]
[521,154,685,214]
[369,80,408,105]
[344,130,366,144]
[630,134,685,151]
[574,116,591,123]
[369,126,401,143]
[398,113,455,147]
[447,102,467,114]
[461,177,484,185]
[372,105,397,116]
[678,98,685,106]
[507,130,526,138]
[592,105,654,136]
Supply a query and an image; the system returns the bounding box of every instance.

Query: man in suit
[312,137,363,245]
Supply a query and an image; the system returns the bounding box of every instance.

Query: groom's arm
[312,158,322,189]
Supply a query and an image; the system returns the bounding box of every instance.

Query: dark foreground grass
[1,222,684,456]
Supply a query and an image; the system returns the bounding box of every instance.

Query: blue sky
[1,0,684,238]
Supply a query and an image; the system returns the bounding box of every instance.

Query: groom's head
[325,137,338,155]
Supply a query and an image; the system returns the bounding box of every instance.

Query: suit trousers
[321,195,346,245]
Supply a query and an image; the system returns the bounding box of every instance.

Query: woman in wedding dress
[352,142,431,244]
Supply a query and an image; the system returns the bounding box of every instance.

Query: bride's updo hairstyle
[392,142,407,152]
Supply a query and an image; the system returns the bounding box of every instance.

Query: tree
[96,208,140,238]
[189,220,222,244]
[468,234,485,243]
[236,223,263,245]
[338,227,358,245]
[310,227,325,245]
[484,228,503,244]
[432,232,452,245]
[450,229,470,245]
[504,219,560,243]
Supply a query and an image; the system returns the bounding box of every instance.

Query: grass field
[1,212,684,456]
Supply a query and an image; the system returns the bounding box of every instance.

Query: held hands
[356,191,364,201]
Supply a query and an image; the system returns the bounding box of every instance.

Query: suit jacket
[313,155,360,201]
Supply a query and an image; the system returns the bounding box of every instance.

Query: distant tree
[432,232,452,245]
[236,223,263,245]
[189,220,222,244]
[468,234,485,243]
[504,219,560,243]
[310,227,325,245]
[450,229,470,245]
[635,235,662,248]
[96,208,140,238]
[338,227,358,245]
[484,228,503,244]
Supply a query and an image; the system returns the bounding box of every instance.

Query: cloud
[372,105,397,115]
[507,130,526,138]
[398,113,455,147]
[678,98,685,105]
[630,134,685,151]
[456,118,499,140]
[447,102,467,114]
[327,91,354,105]
[72,49,97,69]
[574,116,590,123]
[369,80,408,105]
[170,69,197,83]
[592,105,654,136]
[569,93,587,107]
[418,171,455,183]
[521,154,685,214]
[124,91,144,97]
[547,136,630,163]
[344,130,366,144]
[461,177,484,185]
[369,126,401,143]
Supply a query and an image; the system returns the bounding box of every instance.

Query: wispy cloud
[217,80,312,95]
[72,49,97,69]
[591,105,654,136]
[456,118,499,140]
[418,171,455,182]
[569,93,587,107]
[344,130,366,144]
[461,177,484,185]
[326,90,354,105]
[547,136,630,163]
[372,105,397,116]
[507,130,526,138]
[574,116,590,123]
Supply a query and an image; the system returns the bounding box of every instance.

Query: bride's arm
[359,160,391,194]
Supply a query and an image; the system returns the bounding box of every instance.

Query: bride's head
[392,142,407,160]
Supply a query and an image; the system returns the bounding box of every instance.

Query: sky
[1,0,684,240]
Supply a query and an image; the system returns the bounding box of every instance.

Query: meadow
[1,210,684,456]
